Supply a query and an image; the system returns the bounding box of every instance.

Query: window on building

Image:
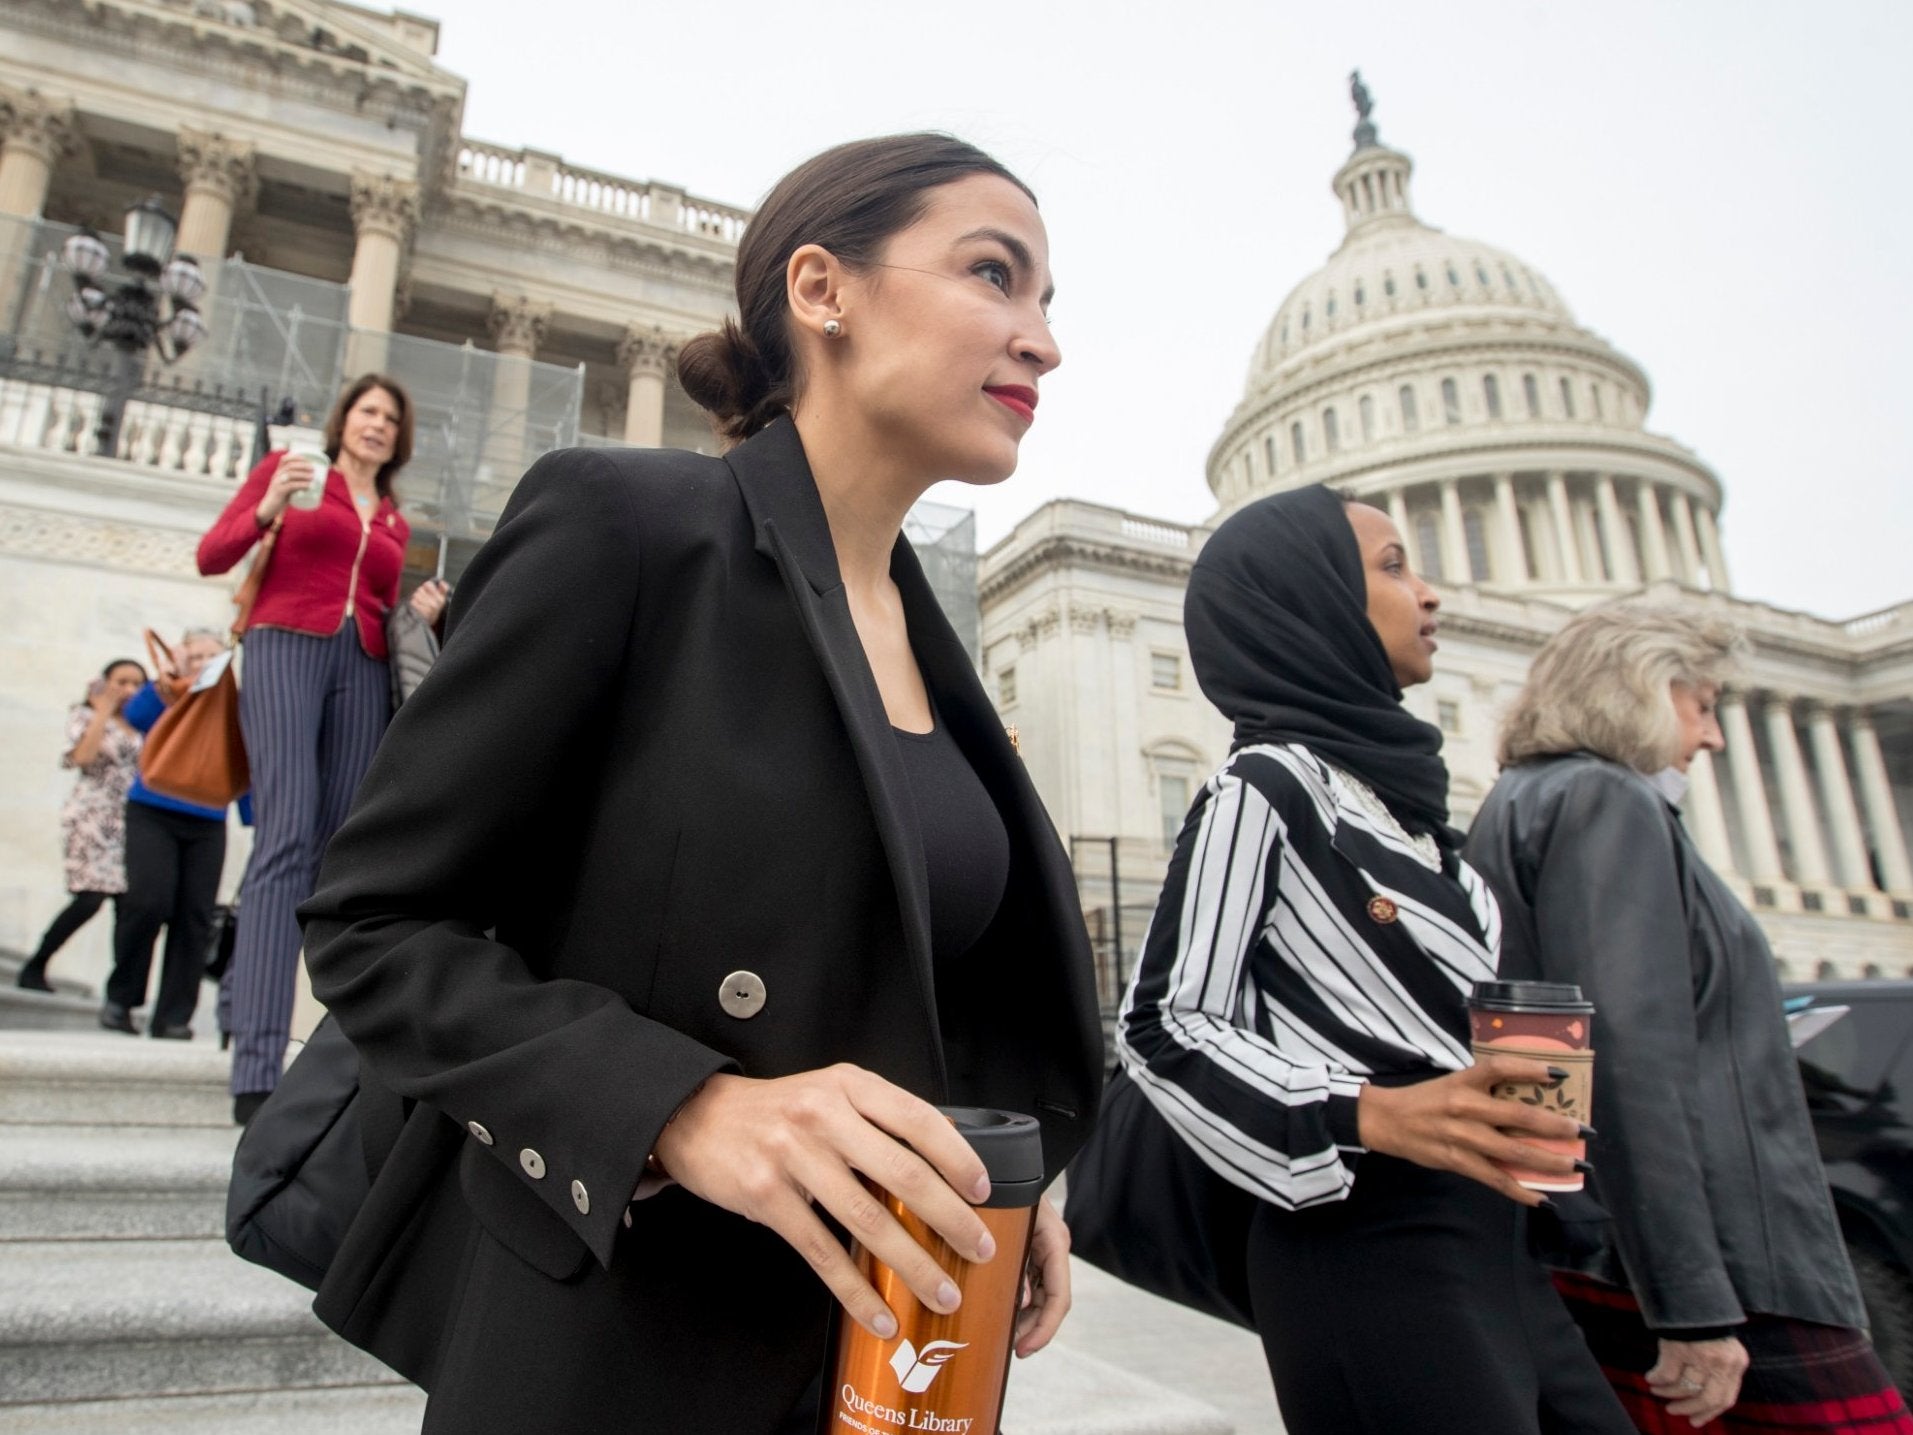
[1441,377,1462,425]
[1502,263,1517,291]
[1446,264,1461,287]
[1523,373,1541,417]
[1559,377,1576,418]
[1590,384,1604,420]
[1323,406,1341,452]
[1415,268,1429,290]
[1483,374,1503,419]
[1301,305,1311,331]
[1359,394,1376,442]
[1399,385,1419,433]
[1517,506,1540,579]
[997,666,1016,707]
[1265,435,1277,475]
[1414,511,1444,581]
[1463,508,1490,582]
[1437,700,1461,734]
[1325,293,1337,319]
[1384,273,1397,297]
[1159,773,1192,850]
[1151,652,1182,690]
[1475,263,1490,286]
[1291,420,1306,463]
[1355,283,1366,306]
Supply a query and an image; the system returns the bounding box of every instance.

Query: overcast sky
[431,0,1911,621]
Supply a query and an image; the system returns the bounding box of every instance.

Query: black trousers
[1247,1154,1633,1435]
[26,891,113,964]
[106,802,226,1030]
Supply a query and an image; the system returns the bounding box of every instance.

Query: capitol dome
[1208,84,1730,604]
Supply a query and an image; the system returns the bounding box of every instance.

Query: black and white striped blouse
[1117,742,1501,1210]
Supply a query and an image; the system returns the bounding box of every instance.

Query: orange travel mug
[1468,979,1594,1191]
[819,1107,1043,1435]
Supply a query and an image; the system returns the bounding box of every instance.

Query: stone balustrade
[453,140,748,244]
[0,376,256,479]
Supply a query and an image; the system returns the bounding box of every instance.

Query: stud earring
[823,319,842,338]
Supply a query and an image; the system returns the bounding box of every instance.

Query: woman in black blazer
[297,134,1102,1433]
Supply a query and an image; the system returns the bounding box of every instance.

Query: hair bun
[677,321,780,444]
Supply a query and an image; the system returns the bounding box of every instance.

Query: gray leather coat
[1466,753,1866,1333]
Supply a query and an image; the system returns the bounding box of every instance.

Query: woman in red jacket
[198,374,448,1122]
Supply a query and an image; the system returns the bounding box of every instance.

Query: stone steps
[0,1029,1242,1433]
[0,1124,232,1240]
[0,1385,428,1434]
[0,1238,396,1404]
[0,1031,229,1127]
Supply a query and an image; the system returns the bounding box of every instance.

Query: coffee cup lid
[938,1107,1043,1185]
[1469,980,1593,1013]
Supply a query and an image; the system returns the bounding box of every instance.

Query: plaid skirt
[1554,1272,1912,1434]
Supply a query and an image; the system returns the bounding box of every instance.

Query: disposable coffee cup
[820,1107,1043,1435]
[1468,980,1594,1192]
[268,425,330,511]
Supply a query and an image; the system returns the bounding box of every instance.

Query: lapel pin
[1367,896,1399,925]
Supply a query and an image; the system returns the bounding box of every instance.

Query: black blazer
[298,418,1104,1432]
[1466,754,1865,1334]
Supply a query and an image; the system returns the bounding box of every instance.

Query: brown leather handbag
[229,516,281,639]
[139,629,249,807]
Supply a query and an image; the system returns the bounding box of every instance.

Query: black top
[892,718,1009,963]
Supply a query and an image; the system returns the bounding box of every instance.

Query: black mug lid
[1469,980,1593,1013]
[939,1107,1043,1186]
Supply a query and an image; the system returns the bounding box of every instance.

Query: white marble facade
[979,118,1913,986]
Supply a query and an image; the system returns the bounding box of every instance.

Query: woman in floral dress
[15,659,147,991]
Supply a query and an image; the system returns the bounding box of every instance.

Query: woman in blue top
[101,628,240,1038]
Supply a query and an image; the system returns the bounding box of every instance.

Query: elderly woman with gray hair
[1465,601,1910,1434]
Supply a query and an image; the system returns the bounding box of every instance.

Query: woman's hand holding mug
[256,454,320,528]
[651,1065,1001,1341]
[1356,1055,1588,1206]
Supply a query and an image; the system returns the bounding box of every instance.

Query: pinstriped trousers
[228,625,388,1095]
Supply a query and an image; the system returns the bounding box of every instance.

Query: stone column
[1717,693,1785,884]
[1807,705,1879,895]
[1764,697,1832,888]
[617,325,676,447]
[1546,472,1584,583]
[175,128,255,263]
[1850,712,1913,894]
[1683,749,1737,875]
[1440,479,1469,583]
[481,293,552,513]
[345,172,419,373]
[1634,480,1673,582]
[0,89,78,218]
[1697,505,1732,593]
[1386,488,1411,560]
[1670,493,1706,587]
[1594,474,1640,584]
[1493,473,1525,584]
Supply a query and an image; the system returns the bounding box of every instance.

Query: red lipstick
[984,385,1037,424]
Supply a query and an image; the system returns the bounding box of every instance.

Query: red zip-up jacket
[199,450,411,660]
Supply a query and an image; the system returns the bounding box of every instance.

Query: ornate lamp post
[60,196,209,455]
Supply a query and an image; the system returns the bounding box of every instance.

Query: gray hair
[1498,600,1747,773]
[180,627,226,647]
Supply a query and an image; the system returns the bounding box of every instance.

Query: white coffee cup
[268,425,331,511]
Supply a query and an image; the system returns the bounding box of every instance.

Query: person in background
[1117,484,1631,1435]
[16,659,147,992]
[196,375,447,1116]
[1465,601,1911,1434]
[100,629,243,1039]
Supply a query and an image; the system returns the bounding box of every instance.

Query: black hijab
[1184,483,1456,845]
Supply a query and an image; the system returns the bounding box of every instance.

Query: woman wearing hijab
[1117,484,1632,1435]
